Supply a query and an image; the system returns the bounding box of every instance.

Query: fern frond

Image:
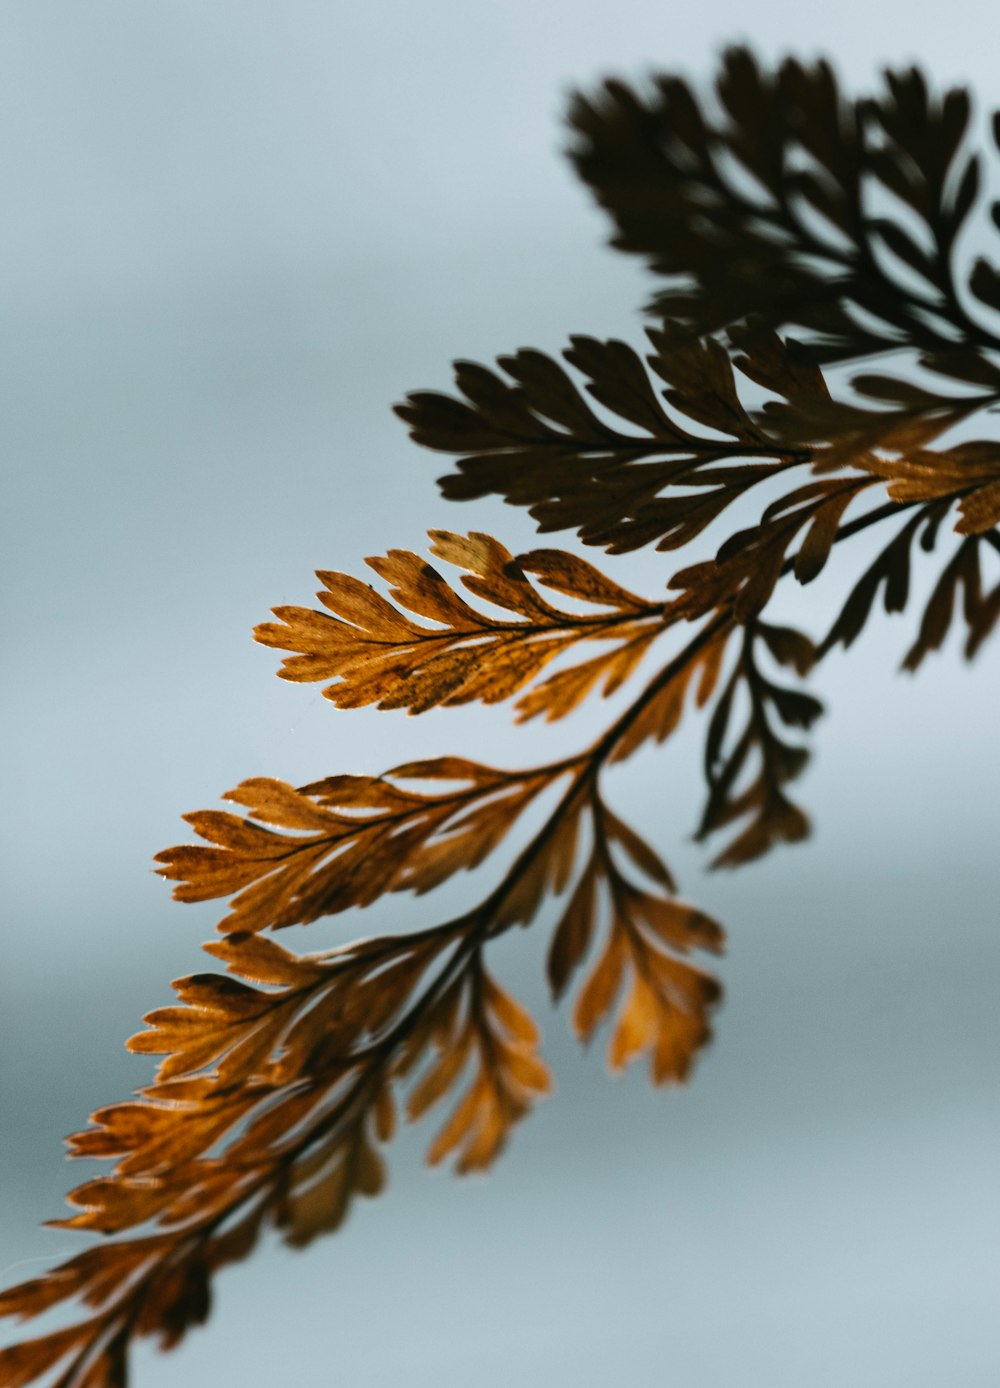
[395,334,823,553]
[696,622,821,867]
[568,49,1000,363]
[903,535,1000,668]
[154,759,562,932]
[255,530,668,720]
[5,44,999,1388]
[0,735,723,1384]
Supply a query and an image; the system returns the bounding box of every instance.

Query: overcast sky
[2,4,998,1385]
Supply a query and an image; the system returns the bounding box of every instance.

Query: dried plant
[3,47,999,1386]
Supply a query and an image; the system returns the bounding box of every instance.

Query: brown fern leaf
[606,616,734,764]
[154,758,562,932]
[0,925,438,1383]
[0,925,541,1375]
[751,362,1000,535]
[817,501,954,656]
[53,929,448,1237]
[695,621,822,867]
[731,323,1000,474]
[254,530,667,721]
[569,49,1000,366]
[902,535,1000,669]
[856,442,1000,535]
[560,797,725,1083]
[670,476,877,622]
[405,961,552,1173]
[395,334,824,553]
[0,1325,104,1388]
[15,44,1000,1388]
[2,736,722,1384]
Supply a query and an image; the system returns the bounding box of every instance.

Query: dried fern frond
[154,758,565,932]
[396,332,823,553]
[254,531,668,720]
[0,737,722,1385]
[3,45,998,1387]
[568,49,1000,364]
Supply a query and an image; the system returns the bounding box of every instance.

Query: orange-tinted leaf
[255,531,665,718]
[0,1325,90,1388]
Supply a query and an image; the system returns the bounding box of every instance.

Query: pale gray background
[1,3,998,1385]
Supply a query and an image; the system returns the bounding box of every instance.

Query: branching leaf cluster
[3,47,999,1386]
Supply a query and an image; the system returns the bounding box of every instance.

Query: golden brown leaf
[254,531,666,720]
[416,966,552,1174]
[154,760,555,933]
[8,45,1000,1388]
[570,873,723,1085]
[0,1325,94,1388]
[609,619,732,763]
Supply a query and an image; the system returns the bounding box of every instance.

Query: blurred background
[1,3,998,1384]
